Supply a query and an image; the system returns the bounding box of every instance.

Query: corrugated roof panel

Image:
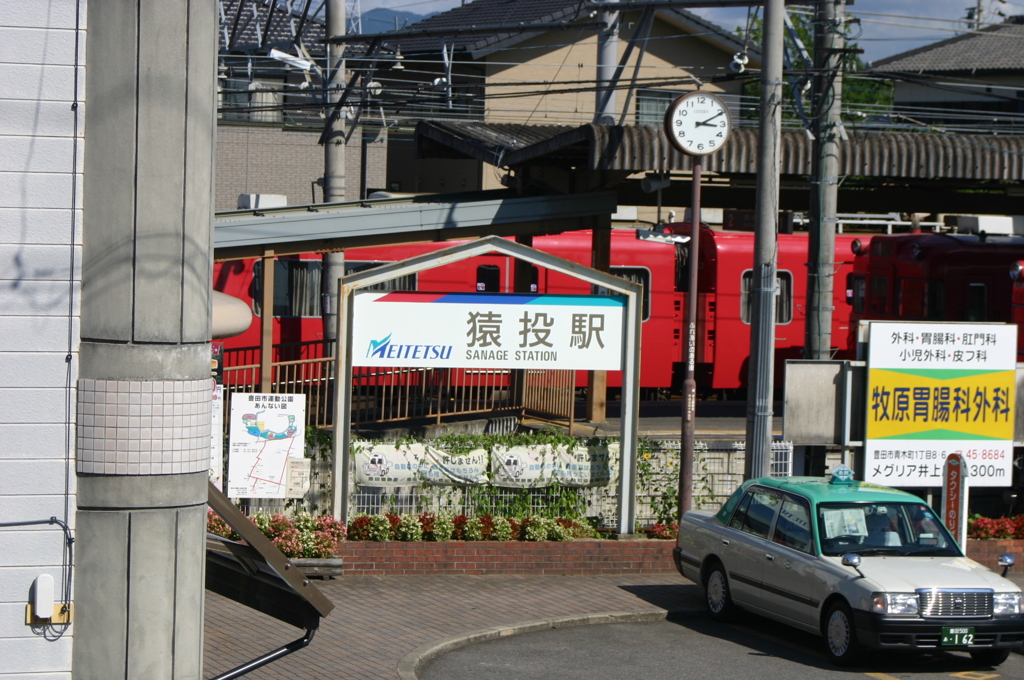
[416,120,1024,180]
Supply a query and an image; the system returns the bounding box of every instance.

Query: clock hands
[695,111,724,128]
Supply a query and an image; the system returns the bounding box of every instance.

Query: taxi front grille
[918,590,992,618]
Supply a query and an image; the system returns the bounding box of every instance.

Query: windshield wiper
[853,547,904,556]
[902,547,960,557]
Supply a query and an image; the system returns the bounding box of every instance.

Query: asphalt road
[420,612,1024,680]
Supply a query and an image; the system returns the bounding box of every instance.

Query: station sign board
[864,322,1016,488]
[352,291,625,371]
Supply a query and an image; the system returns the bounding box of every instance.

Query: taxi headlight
[872,593,919,616]
[993,592,1021,616]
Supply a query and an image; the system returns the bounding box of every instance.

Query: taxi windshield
[816,502,962,557]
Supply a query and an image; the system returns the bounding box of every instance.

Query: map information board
[227,393,306,498]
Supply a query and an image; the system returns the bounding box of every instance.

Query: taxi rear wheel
[970,648,1010,666]
[824,601,861,666]
[704,562,737,622]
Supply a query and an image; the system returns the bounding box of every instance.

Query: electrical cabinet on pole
[745,0,785,479]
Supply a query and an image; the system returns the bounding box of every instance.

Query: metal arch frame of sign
[329,234,645,536]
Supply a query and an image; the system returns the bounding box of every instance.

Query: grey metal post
[679,160,701,515]
[595,1,618,123]
[806,0,844,361]
[73,2,216,678]
[745,0,785,480]
[323,0,347,344]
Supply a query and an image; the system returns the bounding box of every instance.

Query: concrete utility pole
[73,2,216,677]
[805,1,845,360]
[323,0,347,343]
[588,0,618,423]
[594,0,619,123]
[745,0,785,480]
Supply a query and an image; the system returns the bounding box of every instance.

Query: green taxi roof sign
[829,465,855,485]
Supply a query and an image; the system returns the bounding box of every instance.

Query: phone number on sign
[961,449,1006,460]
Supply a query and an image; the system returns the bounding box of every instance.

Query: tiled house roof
[870,16,1024,73]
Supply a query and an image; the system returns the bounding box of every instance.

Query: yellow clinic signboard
[865,322,1016,488]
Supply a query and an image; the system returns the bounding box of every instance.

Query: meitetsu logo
[366,333,454,360]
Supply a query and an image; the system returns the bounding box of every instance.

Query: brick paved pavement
[203,574,704,679]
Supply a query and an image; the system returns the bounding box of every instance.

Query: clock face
[663,92,732,156]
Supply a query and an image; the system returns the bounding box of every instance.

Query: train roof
[870,231,1024,247]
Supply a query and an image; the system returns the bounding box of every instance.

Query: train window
[345,261,417,292]
[869,276,889,316]
[251,259,319,317]
[594,267,651,321]
[252,259,322,317]
[476,264,501,292]
[740,270,793,325]
[898,279,945,320]
[968,283,988,321]
[847,274,866,313]
[872,240,895,258]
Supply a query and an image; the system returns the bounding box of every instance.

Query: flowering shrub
[347,515,373,541]
[396,513,423,541]
[523,516,572,541]
[644,522,679,540]
[463,517,485,541]
[452,514,469,540]
[491,517,514,542]
[432,512,455,541]
[206,509,346,559]
[366,514,393,541]
[207,509,236,540]
[968,514,1024,540]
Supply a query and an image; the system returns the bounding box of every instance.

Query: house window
[252,259,321,317]
[636,89,680,126]
[219,77,283,124]
[741,270,793,325]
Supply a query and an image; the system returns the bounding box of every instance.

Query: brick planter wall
[966,539,1024,571]
[331,539,678,576]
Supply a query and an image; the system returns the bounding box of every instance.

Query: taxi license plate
[941,627,975,646]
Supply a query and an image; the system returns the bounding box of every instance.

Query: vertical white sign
[227,393,307,498]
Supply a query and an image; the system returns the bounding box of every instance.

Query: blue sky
[362,0,1024,64]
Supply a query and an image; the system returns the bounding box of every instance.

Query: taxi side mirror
[998,553,1015,578]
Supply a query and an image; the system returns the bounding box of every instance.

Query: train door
[965,276,992,321]
[475,255,510,292]
[867,266,893,319]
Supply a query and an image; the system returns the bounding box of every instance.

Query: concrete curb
[397,607,704,680]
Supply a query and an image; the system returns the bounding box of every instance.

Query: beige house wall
[484,13,744,126]
[215,124,388,212]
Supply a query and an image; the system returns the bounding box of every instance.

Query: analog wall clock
[663,91,732,156]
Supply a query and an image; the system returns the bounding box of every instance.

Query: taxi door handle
[721,538,730,546]
[765,554,775,561]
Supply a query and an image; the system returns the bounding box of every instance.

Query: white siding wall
[0,1,84,677]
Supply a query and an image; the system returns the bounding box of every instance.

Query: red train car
[663,224,868,395]
[846,232,1024,357]
[214,227,869,396]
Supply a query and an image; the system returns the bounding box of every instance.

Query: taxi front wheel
[824,601,861,666]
